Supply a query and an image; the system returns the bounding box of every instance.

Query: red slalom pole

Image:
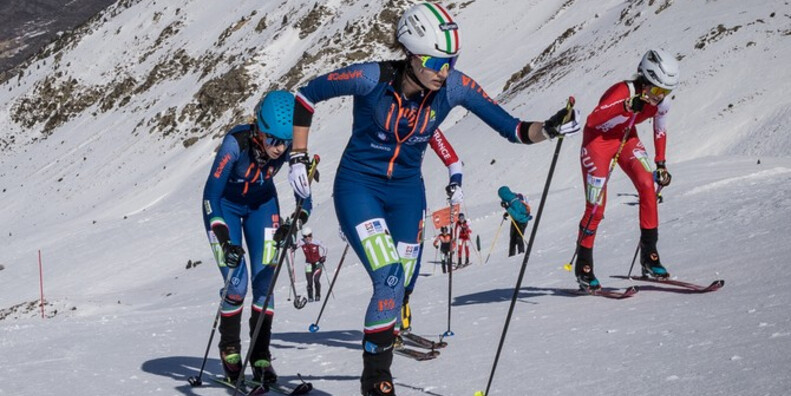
[38,250,45,319]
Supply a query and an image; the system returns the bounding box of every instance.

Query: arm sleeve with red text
[202,135,240,235]
[294,62,382,125]
[429,128,463,185]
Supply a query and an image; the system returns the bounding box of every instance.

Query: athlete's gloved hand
[503,212,509,220]
[319,256,326,264]
[288,151,311,199]
[222,242,245,268]
[542,107,581,139]
[654,161,672,187]
[625,95,646,113]
[445,182,463,205]
[500,201,509,209]
[273,219,292,247]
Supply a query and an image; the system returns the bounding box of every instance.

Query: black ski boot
[575,246,601,290]
[361,332,396,396]
[252,359,277,385]
[640,228,669,278]
[219,344,243,382]
[363,381,396,396]
[218,304,243,382]
[249,309,275,383]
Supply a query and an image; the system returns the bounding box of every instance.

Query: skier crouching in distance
[201,90,311,384]
[574,49,679,290]
[287,2,581,394]
[497,186,532,257]
[295,226,327,302]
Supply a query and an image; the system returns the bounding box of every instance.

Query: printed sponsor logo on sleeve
[328,70,364,81]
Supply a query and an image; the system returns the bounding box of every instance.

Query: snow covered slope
[1,1,790,395]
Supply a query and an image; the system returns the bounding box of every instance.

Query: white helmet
[638,49,680,90]
[396,2,461,57]
[301,227,313,237]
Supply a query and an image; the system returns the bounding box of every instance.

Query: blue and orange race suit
[295,60,529,344]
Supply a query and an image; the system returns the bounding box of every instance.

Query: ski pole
[285,246,308,309]
[308,244,350,333]
[441,200,457,340]
[509,216,528,241]
[563,112,638,273]
[232,155,320,396]
[482,97,574,396]
[627,185,664,278]
[322,262,335,299]
[485,217,506,264]
[187,265,237,387]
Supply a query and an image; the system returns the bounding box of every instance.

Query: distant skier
[201,90,311,384]
[295,227,327,302]
[574,49,678,290]
[287,2,580,394]
[454,213,473,267]
[432,226,454,273]
[498,186,532,257]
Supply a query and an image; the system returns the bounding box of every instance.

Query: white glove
[288,152,311,199]
[445,182,464,205]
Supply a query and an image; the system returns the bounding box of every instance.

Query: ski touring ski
[575,285,639,299]
[613,276,724,293]
[401,332,447,350]
[212,375,313,395]
[394,346,440,361]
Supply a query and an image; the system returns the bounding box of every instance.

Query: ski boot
[252,359,278,385]
[315,293,321,302]
[362,333,395,396]
[575,246,601,291]
[400,295,412,334]
[363,381,396,396]
[219,345,243,382]
[640,228,669,279]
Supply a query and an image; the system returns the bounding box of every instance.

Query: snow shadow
[273,328,363,351]
[141,356,339,395]
[452,287,551,306]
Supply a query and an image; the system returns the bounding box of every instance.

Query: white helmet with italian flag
[397,2,461,58]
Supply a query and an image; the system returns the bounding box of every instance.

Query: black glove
[222,242,245,268]
[503,212,509,220]
[500,201,509,209]
[625,95,646,113]
[542,107,581,139]
[273,219,292,247]
[319,256,326,264]
[297,209,309,226]
[654,161,672,187]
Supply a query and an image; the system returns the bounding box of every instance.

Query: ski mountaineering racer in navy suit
[202,90,312,385]
[285,3,581,395]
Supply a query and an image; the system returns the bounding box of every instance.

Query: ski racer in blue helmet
[201,89,310,384]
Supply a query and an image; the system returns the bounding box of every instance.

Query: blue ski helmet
[255,90,294,141]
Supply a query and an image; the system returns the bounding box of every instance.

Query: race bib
[355,218,399,271]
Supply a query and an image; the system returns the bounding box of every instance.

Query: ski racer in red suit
[574,49,679,290]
